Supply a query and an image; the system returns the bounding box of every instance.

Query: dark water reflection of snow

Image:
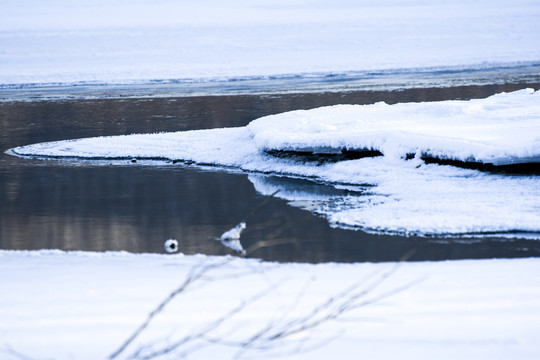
[1,83,539,263]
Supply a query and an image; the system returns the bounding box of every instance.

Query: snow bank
[1,250,539,360]
[8,89,540,238]
[247,88,540,165]
[1,0,540,86]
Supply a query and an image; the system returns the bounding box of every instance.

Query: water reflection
[1,83,540,263]
[2,157,539,262]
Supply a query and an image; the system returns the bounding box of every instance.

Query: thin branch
[240,190,280,224]
[243,214,310,256]
[230,249,421,357]
[266,255,418,342]
[115,248,420,360]
[244,237,300,256]
[2,345,40,360]
[130,280,283,360]
[109,258,231,359]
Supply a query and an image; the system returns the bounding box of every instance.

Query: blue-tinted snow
[2,0,540,87]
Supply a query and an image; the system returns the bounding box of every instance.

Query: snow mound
[7,90,540,238]
[247,88,540,165]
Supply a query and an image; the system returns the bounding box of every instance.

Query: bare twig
[243,214,310,256]
[229,249,420,358]
[128,278,284,360]
[109,258,231,359]
[218,190,281,255]
[244,237,300,255]
[240,190,280,224]
[2,345,40,360]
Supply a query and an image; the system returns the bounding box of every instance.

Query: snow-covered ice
[9,89,540,238]
[247,89,540,165]
[1,250,540,360]
[1,0,540,86]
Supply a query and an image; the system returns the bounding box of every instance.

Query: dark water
[2,83,540,263]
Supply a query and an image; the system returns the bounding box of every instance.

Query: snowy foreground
[1,250,540,360]
[10,89,540,238]
[1,0,540,86]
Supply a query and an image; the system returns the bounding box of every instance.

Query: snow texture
[1,250,540,360]
[1,0,540,86]
[9,89,540,238]
[247,89,540,165]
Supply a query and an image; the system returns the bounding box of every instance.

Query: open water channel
[1,78,540,263]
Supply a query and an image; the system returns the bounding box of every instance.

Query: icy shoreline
[11,90,539,166]
[9,89,540,239]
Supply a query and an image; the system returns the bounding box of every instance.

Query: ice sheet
[1,0,540,86]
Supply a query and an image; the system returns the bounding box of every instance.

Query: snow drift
[247,89,540,166]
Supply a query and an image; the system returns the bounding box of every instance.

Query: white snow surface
[1,250,540,360]
[9,89,540,238]
[247,89,540,165]
[1,0,540,85]
[219,222,248,254]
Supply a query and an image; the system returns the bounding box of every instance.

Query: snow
[219,222,248,255]
[163,239,179,254]
[2,2,540,358]
[247,89,540,165]
[1,0,540,86]
[1,250,539,360]
[9,89,540,238]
